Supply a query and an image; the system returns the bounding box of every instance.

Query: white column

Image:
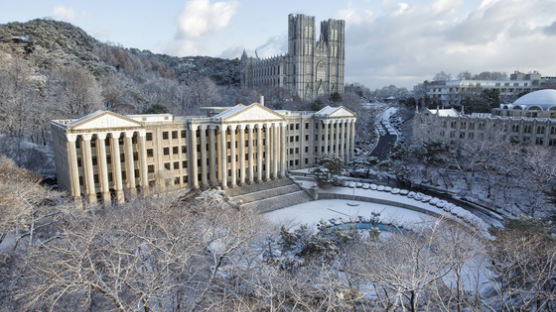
[209,126,217,186]
[332,120,337,158]
[247,124,254,184]
[272,123,278,179]
[264,123,271,181]
[66,134,81,201]
[341,120,347,162]
[256,124,263,182]
[346,119,352,161]
[230,124,237,187]
[96,132,111,202]
[199,125,208,188]
[317,120,322,160]
[220,125,228,189]
[323,120,329,156]
[239,124,246,185]
[137,130,149,192]
[280,122,287,177]
[189,124,199,189]
[350,120,356,160]
[81,133,97,203]
[124,131,136,196]
[110,132,124,203]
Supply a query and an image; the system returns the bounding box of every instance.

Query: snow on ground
[263,199,435,230]
[325,185,491,234]
[378,107,399,137]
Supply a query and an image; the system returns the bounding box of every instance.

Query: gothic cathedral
[240,14,345,100]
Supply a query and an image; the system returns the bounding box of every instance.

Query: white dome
[512,89,556,111]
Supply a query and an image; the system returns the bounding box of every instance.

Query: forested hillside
[0,19,254,172]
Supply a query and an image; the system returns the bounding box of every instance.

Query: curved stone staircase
[227,177,312,213]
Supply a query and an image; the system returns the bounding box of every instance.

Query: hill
[0,19,239,85]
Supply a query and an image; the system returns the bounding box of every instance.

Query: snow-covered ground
[263,199,435,230]
[377,107,399,137]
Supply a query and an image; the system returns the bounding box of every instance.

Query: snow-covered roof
[432,108,460,117]
[315,106,337,116]
[212,104,246,119]
[512,89,556,110]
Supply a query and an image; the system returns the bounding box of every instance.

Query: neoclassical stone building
[51,103,356,203]
[413,90,556,147]
[240,14,345,100]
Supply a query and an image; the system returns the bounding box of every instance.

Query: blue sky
[2,0,556,89]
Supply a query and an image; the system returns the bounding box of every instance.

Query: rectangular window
[164,163,170,170]
[182,161,187,168]
[174,177,180,185]
[163,147,169,155]
[146,132,153,141]
[305,123,309,129]
[172,131,178,139]
[173,146,179,154]
[181,130,186,138]
[163,131,169,140]
[182,146,187,154]
[148,165,154,173]
[173,162,179,169]
[147,149,154,157]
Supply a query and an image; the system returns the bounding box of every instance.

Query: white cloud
[336,9,374,25]
[177,0,237,38]
[52,6,75,22]
[341,0,556,89]
[168,0,238,56]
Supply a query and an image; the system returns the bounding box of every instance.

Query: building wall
[52,107,356,204]
[413,108,556,147]
[240,14,345,100]
[426,80,541,107]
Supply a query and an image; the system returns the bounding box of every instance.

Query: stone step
[242,190,312,213]
[231,184,301,204]
[225,177,293,197]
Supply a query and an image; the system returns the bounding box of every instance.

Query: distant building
[414,89,556,147]
[240,14,345,100]
[425,79,540,107]
[51,102,356,204]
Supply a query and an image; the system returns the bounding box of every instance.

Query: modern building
[425,79,540,107]
[240,14,345,100]
[51,102,356,204]
[413,89,556,147]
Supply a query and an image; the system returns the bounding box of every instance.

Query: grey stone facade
[241,14,345,100]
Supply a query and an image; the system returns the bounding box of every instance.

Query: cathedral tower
[241,14,345,100]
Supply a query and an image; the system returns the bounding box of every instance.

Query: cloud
[544,21,556,35]
[52,6,75,22]
[338,0,556,89]
[167,0,238,56]
[336,9,374,25]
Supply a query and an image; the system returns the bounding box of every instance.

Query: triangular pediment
[70,111,142,130]
[329,106,356,118]
[222,104,285,122]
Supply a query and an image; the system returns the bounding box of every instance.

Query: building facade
[413,90,556,147]
[240,14,345,100]
[51,103,356,204]
[425,79,540,107]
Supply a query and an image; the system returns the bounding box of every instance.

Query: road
[370,133,397,160]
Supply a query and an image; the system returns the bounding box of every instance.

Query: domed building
[500,89,556,112]
[414,89,556,147]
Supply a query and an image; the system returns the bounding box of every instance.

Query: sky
[1,0,556,90]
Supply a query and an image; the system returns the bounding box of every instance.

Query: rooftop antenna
[260,96,265,106]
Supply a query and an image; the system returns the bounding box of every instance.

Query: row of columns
[66,130,148,204]
[189,122,288,190]
[318,119,356,162]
